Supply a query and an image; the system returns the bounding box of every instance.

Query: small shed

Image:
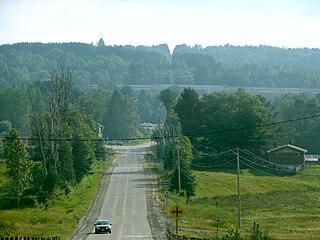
[267,144,307,170]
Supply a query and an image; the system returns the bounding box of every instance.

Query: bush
[250,222,276,240]
[221,229,243,240]
[0,120,11,133]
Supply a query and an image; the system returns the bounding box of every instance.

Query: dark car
[94,219,112,234]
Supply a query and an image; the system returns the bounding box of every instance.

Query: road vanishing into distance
[72,142,159,240]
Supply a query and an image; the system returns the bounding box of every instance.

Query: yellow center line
[119,223,124,240]
[122,168,130,216]
[120,153,130,240]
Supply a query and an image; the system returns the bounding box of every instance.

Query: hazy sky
[1,0,319,51]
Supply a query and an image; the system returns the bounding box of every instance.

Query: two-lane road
[74,143,154,240]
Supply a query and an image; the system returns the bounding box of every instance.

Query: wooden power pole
[177,145,181,192]
[237,147,241,229]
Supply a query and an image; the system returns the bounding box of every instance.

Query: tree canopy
[1,42,320,89]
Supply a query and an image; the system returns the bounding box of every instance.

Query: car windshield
[97,220,109,225]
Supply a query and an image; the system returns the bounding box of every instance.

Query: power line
[239,159,275,176]
[180,113,320,138]
[1,113,320,142]
[239,149,269,164]
[189,148,294,173]
[237,153,293,174]
[177,137,235,158]
[237,149,294,170]
[179,165,196,183]
[191,154,236,168]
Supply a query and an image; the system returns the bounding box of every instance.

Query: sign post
[162,182,171,210]
[164,191,169,210]
[169,204,185,234]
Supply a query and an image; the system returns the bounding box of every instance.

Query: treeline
[172,44,320,87]
[1,42,320,88]
[0,67,160,207]
[0,68,110,207]
[0,42,170,88]
[1,74,320,206]
[154,88,320,175]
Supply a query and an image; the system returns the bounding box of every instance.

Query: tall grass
[0,159,112,238]
[164,165,320,239]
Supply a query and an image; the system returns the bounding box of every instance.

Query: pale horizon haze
[1,0,320,51]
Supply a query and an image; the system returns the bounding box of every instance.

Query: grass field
[0,158,112,238]
[163,165,320,239]
[2,156,320,239]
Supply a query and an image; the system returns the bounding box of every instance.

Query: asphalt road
[73,143,156,240]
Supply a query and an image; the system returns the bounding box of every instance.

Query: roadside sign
[161,182,171,186]
[169,204,185,219]
[164,191,169,198]
[164,191,169,210]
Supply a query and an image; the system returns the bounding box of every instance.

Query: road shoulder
[144,166,167,240]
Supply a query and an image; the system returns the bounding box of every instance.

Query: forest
[1,41,320,88]
[1,41,320,207]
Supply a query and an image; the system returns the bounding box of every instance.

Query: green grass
[0,159,8,199]
[163,165,320,239]
[0,159,112,238]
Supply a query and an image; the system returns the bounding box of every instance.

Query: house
[267,144,307,171]
[17,127,31,146]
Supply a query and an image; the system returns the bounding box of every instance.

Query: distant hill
[1,42,320,89]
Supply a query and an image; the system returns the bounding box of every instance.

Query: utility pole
[162,137,165,159]
[237,147,241,229]
[177,144,181,192]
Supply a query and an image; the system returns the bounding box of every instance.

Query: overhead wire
[239,148,269,164]
[236,152,293,174]
[191,160,233,168]
[177,137,236,158]
[239,159,275,176]
[231,149,287,170]
[178,164,196,183]
[1,113,320,142]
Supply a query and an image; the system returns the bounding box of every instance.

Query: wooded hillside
[1,42,320,88]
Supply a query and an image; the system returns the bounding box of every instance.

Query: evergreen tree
[158,89,179,126]
[97,38,105,47]
[103,89,139,139]
[0,87,30,128]
[137,90,154,123]
[72,133,94,183]
[0,120,11,133]
[175,88,201,145]
[3,129,33,205]
[71,111,96,183]
[170,135,196,203]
